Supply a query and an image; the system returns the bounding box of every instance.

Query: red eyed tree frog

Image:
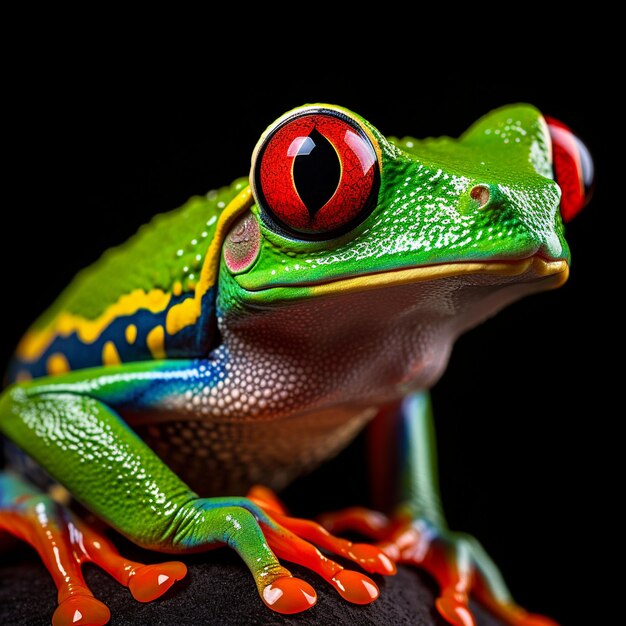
[0,104,592,626]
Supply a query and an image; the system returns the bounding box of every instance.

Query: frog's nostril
[470,185,490,208]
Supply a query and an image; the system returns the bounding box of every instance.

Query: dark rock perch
[0,544,508,626]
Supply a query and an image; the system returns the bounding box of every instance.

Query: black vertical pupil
[293,127,341,218]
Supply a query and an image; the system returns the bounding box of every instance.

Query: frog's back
[7,178,248,383]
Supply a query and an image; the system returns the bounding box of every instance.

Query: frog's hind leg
[0,471,186,626]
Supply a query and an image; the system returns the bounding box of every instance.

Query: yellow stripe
[46,353,70,376]
[17,289,171,361]
[102,341,122,365]
[166,185,253,335]
[125,324,138,344]
[307,257,569,297]
[146,325,166,359]
[16,185,254,363]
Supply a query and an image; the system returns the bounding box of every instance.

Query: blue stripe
[7,287,217,383]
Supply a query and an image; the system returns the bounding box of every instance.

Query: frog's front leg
[0,361,392,625]
[320,392,559,626]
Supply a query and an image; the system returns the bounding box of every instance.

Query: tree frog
[0,103,592,626]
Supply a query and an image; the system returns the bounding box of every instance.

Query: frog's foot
[319,507,559,626]
[0,472,186,626]
[245,486,396,607]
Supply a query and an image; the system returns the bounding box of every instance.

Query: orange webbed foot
[246,485,396,609]
[0,488,186,626]
[318,507,560,626]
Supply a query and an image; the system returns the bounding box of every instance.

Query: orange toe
[330,569,379,604]
[52,595,111,626]
[436,595,476,626]
[262,576,317,614]
[349,542,397,575]
[128,561,188,602]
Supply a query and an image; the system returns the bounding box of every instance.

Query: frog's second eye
[251,108,380,238]
[546,116,594,222]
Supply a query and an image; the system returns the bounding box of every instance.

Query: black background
[2,44,615,626]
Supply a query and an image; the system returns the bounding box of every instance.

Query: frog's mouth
[239,255,569,300]
[304,256,568,298]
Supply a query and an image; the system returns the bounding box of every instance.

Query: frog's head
[220,103,592,319]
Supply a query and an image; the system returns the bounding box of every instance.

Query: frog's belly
[128,405,376,496]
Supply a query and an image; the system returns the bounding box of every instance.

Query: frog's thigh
[1,363,302,565]
[0,386,194,543]
[0,377,293,576]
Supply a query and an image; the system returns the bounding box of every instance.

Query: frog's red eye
[545,116,594,222]
[251,107,380,238]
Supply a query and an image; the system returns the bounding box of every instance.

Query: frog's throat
[251,257,569,299]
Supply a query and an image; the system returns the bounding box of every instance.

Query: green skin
[0,103,567,623]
